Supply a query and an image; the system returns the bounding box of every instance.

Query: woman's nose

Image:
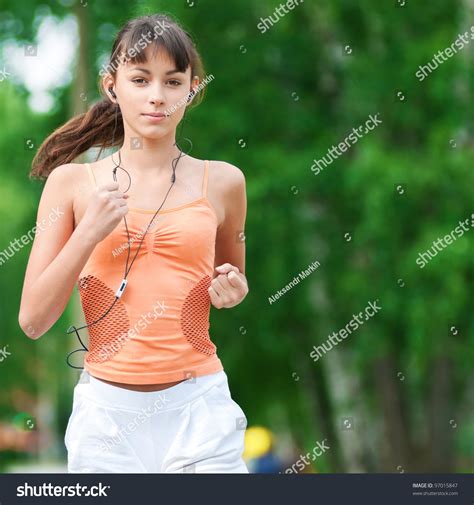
[149,85,165,104]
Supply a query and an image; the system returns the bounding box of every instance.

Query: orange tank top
[77,160,224,384]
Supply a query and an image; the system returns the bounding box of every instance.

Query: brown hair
[30,13,206,180]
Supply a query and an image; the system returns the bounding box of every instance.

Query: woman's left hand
[208,263,249,309]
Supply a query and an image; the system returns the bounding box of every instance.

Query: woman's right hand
[79,181,129,244]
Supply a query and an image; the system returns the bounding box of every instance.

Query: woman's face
[105,45,198,140]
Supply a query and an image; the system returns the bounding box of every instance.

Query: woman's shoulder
[45,162,89,188]
[44,163,95,211]
[207,159,244,175]
[47,161,89,177]
[207,159,246,190]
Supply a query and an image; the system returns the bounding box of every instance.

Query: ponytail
[30,99,123,180]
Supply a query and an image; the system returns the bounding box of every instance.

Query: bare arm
[18,164,98,339]
[208,162,248,309]
[18,161,129,339]
[213,163,247,276]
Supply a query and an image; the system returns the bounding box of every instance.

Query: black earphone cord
[66,149,187,369]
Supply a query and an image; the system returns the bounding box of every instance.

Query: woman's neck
[117,134,183,175]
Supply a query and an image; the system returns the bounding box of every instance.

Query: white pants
[64,369,249,473]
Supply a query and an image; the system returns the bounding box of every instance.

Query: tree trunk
[373,355,412,471]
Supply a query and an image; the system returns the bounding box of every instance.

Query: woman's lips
[142,113,167,123]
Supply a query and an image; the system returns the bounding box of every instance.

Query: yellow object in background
[243,425,273,459]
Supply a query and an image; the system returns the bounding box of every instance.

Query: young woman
[18,13,249,473]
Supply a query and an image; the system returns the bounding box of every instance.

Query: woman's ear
[187,76,200,104]
[102,75,116,102]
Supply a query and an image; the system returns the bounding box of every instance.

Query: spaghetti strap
[85,162,97,189]
[202,160,209,198]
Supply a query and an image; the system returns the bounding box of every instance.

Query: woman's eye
[168,80,181,86]
[132,78,147,84]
